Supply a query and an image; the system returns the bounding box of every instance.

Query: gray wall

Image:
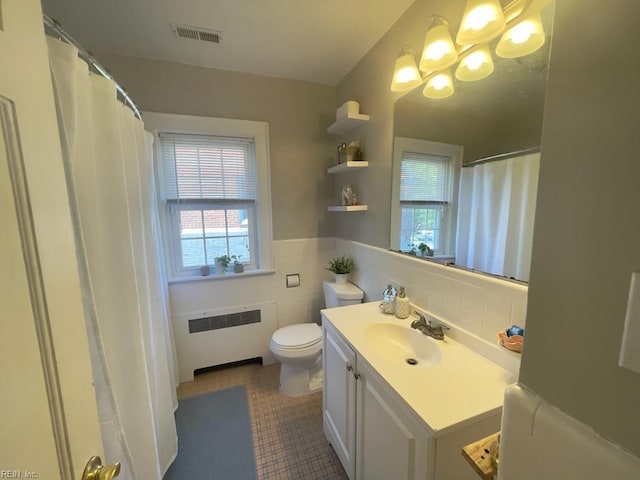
[393,100,516,164]
[95,52,337,241]
[520,0,640,456]
[338,0,640,457]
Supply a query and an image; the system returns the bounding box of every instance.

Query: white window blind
[400,152,449,202]
[159,133,256,201]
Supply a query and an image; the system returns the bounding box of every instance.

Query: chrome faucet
[410,312,450,340]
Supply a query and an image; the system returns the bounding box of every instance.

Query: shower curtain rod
[43,15,142,120]
[463,146,540,168]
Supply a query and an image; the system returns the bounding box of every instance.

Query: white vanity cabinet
[323,322,432,480]
[322,310,505,480]
[322,323,357,477]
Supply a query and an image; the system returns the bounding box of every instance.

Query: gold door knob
[82,456,121,480]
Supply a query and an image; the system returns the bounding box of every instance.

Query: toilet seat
[271,323,321,350]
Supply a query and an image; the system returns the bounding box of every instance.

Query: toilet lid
[272,324,321,349]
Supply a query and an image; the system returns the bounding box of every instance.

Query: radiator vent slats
[189,309,260,334]
[172,23,222,44]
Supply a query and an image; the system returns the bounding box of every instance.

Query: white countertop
[321,301,515,436]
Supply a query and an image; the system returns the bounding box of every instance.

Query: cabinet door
[323,325,357,479]
[356,361,434,480]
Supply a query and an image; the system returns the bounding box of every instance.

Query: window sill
[168,268,277,285]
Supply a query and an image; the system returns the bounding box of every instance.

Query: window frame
[390,137,463,257]
[144,112,273,278]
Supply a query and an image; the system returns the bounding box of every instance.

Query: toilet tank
[323,281,364,308]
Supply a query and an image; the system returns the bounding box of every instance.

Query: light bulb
[390,47,422,92]
[465,5,495,31]
[425,40,451,61]
[466,51,485,70]
[456,0,506,45]
[423,69,454,99]
[510,21,535,44]
[419,18,458,72]
[431,73,450,90]
[496,11,545,58]
[455,45,494,81]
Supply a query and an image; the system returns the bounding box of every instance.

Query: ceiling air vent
[171,23,222,44]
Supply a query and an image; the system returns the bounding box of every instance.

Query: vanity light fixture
[419,16,458,72]
[495,11,545,58]
[390,0,552,99]
[390,45,422,92]
[423,68,454,99]
[455,44,494,81]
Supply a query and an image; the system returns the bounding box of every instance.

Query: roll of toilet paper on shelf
[336,100,360,119]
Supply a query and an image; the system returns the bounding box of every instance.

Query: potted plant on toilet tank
[326,255,354,284]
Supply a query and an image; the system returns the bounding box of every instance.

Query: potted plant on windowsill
[418,242,434,257]
[231,255,244,273]
[215,255,232,275]
[326,255,355,284]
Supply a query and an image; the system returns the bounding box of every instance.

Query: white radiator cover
[499,384,640,479]
[173,301,276,382]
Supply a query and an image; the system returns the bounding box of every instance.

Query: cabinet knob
[346,363,353,372]
[354,372,361,380]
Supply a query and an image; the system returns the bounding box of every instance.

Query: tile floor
[177,361,349,480]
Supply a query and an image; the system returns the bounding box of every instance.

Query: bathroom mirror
[390,3,554,282]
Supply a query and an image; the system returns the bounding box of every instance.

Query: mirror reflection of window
[399,152,450,253]
[391,137,462,259]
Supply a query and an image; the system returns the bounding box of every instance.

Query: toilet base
[278,357,323,397]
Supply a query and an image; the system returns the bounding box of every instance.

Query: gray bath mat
[164,385,257,480]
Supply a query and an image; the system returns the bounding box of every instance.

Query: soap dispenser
[381,284,396,314]
[395,286,410,319]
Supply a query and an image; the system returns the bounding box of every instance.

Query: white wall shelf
[327,113,370,135]
[327,205,368,212]
[327,161,369,174]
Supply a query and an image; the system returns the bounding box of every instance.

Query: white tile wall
[336,238,529,346]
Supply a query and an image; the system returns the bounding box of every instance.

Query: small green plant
[231,254,242,264]
[326,256,355,274]
[418,242,434,256]
[215,255,232,269]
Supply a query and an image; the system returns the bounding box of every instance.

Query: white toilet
[269,280,363,397]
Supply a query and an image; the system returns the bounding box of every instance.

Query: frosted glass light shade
[496,11,546,58]
[456,0,506,45]
[390,47,422,92]
[423,69,454,99]
[455,45,494,81]
[419,17,458,72]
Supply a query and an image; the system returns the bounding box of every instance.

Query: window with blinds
[399,152,451,253]
[159,133,256,201]
[158,133,258,273]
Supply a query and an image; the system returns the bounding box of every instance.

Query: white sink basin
[364,323,442,368]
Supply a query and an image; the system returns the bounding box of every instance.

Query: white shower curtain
[47,38,178,479]
[456,152,540,281]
